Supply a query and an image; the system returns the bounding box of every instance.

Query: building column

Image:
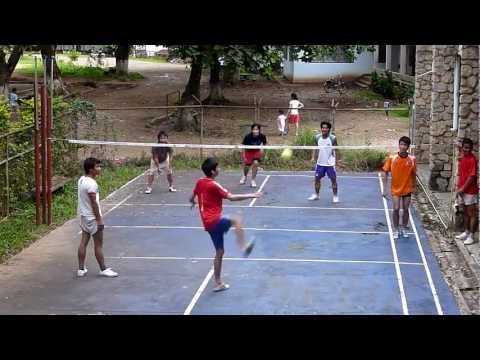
[400,45,408,74]
[385,45,392,71]
[373,45,380,69]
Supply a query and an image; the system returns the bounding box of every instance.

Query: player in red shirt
[455,138,478,245]
[189,157,262,292]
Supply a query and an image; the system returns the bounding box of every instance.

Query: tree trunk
[223,62,240,86]
[180,55,203,104]
[0,45,24,97]
[115,45,130,74]
[40,45,67,95]
[202,57,227,105]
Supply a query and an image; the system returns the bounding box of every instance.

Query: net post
[33,56,41,225]
[4,134,9,217]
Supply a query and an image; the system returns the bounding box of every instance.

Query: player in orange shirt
[382,136,416,239]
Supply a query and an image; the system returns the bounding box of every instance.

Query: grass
[390,106,410,118]
[132,55,168,63]
[0,164,144,263]
[15,55,144,81]
[352,88,384,102]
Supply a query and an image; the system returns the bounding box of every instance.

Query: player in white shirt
[276,109,287,136]
[77,157,118,278]
[286,93,304,136]
[308,121,339,203]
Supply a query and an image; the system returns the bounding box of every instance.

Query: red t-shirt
[193,177,231,231]
[458,153,478,194]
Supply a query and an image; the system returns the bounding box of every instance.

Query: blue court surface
[0,170,460,315]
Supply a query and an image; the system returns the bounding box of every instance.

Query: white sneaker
[402,227,409,238]
[464,235,475,245]
[145,187,152,194]
[308,194,319,201]
[169,186,177,192]
[332,195,339,203]
[455,231,470,240]
[239,176,246,185]
[99,268,118,277]
[213,283,230,292]
[77,268,88,277]
[393,230,399,240]
[250,180,257,188]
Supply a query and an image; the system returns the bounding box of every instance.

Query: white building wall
[283,51,374,82]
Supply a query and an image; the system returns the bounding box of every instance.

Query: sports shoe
[169,186,177,192]
[145,187,152,194]
[213,283,230,292]
[77,268,88,277]
[250,180,257,188]
[239,176,246,185]
[393,230,399,240]
[464,235,475,245]
[308,194,319,201]
[455,231,470,240]
[99,268,118,277]
[332,195,339,203]
[243,240,255,257]
[402,227,409,238]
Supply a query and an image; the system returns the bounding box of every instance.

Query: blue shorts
[207,217,232,250]
[315,165,336,180]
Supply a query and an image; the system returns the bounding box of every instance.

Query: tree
[0,45,24,97]
[114,45,131,74]
[39,45,68,94]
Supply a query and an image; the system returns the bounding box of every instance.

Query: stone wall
[429,45,457,192]
[414,46,433,163]
[458,45,479,149]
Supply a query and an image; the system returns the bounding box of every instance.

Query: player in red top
[455,138,478,245]
[190,157,261,292]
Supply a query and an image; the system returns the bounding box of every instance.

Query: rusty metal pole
[40,84,47,224]
[33,57,41,225]
[46,95,53,225]
[4,134,9,217]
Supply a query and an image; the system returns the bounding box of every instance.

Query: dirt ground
[59,60,409,159]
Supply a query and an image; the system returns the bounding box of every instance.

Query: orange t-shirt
[383,153,416,196]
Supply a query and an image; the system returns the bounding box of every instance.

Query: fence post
[200,106,204,159]
[34,56,41,225]
[46,95,53,225]
[5,134,9,217]
[40,84,47,224]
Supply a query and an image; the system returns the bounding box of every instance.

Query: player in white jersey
[308,121,339,203]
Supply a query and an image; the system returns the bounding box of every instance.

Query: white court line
[106,225,410,235]
[263,174,379,179]
[106,255,424,266]
[104,171,146,200]
[184,268,214,315]
[378,172,409,315]
[76,172,145,235]
[102,203,388,211]
[249,175,270,207]
[409,212,444,315]
[77,193,134,235]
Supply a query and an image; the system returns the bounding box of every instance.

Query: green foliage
[340,149,388,171]
[370,71,415,102]
[66,50,80,62]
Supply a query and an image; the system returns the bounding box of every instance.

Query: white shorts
[458,193,478,206]
[80,216,101,235]
[147,158,171,176]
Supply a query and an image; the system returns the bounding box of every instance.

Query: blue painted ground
[0,171,460,315]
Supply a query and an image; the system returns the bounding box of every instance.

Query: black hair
[291,93,298,100]
[157,130,168,141]
[251,123,261,131]
[279,109,284,114]
[399,136,411,147]
[320,121,332,130]
[11,88,17,92]
[462,138,473,147]
[83,157,101,174]
[201,157,218,177]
